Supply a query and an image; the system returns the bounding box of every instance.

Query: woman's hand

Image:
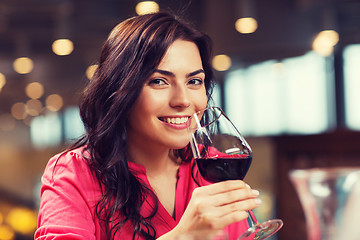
[158,180,261,239]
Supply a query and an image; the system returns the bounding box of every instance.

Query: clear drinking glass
[289,167,360,240]
[187,106,283,240]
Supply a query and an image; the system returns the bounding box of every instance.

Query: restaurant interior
[1,0,360,239]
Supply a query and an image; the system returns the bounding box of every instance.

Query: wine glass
[187,106,283,240]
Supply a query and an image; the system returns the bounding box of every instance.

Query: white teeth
[164,117,188,124]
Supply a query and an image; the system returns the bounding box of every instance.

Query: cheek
[140,91,167,113]
[195,88,208,109]
[129,91,154,124]
[129,92,169,133]
[135,98,151,113]
[203,94,208,107]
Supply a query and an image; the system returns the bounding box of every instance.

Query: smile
[159,117,189,124]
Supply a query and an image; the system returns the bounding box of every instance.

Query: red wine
[196,155,252,183]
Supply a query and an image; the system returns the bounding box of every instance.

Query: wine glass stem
[247,210,258,227]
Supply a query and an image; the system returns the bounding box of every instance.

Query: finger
[211,188,260,206]
[217,198,262,217]
[205,180,248,195]
[196,198,259,230]
[195,197,261,223]
[211,210,250,229]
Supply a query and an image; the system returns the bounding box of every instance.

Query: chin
[171,144,189,150]
[169,139,190,150]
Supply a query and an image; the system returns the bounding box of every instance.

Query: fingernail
[255,198,262,205]
[252,190,260,196]
[245,184,251,189]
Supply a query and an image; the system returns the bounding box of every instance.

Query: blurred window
[30,106,85,148]
[225,51,328,136]
[30,112,62,148]
[210,82,221,107]
[64,106,85,142]
[343,44,360,130]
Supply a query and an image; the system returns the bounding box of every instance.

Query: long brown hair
[72,11,214,239]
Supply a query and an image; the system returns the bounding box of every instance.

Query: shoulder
[42,147,98,190]
[39,146,101,216]
[37,147,103,239]
[46,147,90,173]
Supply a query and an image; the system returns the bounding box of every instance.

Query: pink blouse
[35,147,249,239]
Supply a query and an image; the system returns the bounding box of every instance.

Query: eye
[148,78,167,86]
[187,78,204,86]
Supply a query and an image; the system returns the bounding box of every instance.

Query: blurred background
[1,0,360,239]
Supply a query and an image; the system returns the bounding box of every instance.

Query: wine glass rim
[187,106,226,130]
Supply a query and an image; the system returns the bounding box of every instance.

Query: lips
[159,116,189,124]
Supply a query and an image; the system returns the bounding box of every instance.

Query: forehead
[157,40,202,69]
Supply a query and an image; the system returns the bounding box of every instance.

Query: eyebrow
[154,69,205,78]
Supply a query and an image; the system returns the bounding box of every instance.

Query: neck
[127,142,179,176]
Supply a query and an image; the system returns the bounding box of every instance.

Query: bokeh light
[212,54,232,71]
[13,57,34,74]
[135,1,159,15]
[235,17,258,34]
[6,207,37,235]
[86,64,98,80]
[11,102,27,120]
[312,30,339,56]
[25,82,44,99]
[52,39,74,56]
[25,99,43,116]
[0,72,6,91]
[46,94,64,111]
[0,225,14,240]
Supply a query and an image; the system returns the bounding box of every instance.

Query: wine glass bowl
[188,107,252,183]
[187,106,283,240]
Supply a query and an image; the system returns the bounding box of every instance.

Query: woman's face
[127,39,207,151]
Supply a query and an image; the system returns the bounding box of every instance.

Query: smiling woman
[127,40,207,151]
[35,11,260,240]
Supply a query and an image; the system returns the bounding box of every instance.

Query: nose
[169,85,191,109]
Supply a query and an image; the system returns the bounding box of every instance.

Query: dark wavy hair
[71,11,214,239]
